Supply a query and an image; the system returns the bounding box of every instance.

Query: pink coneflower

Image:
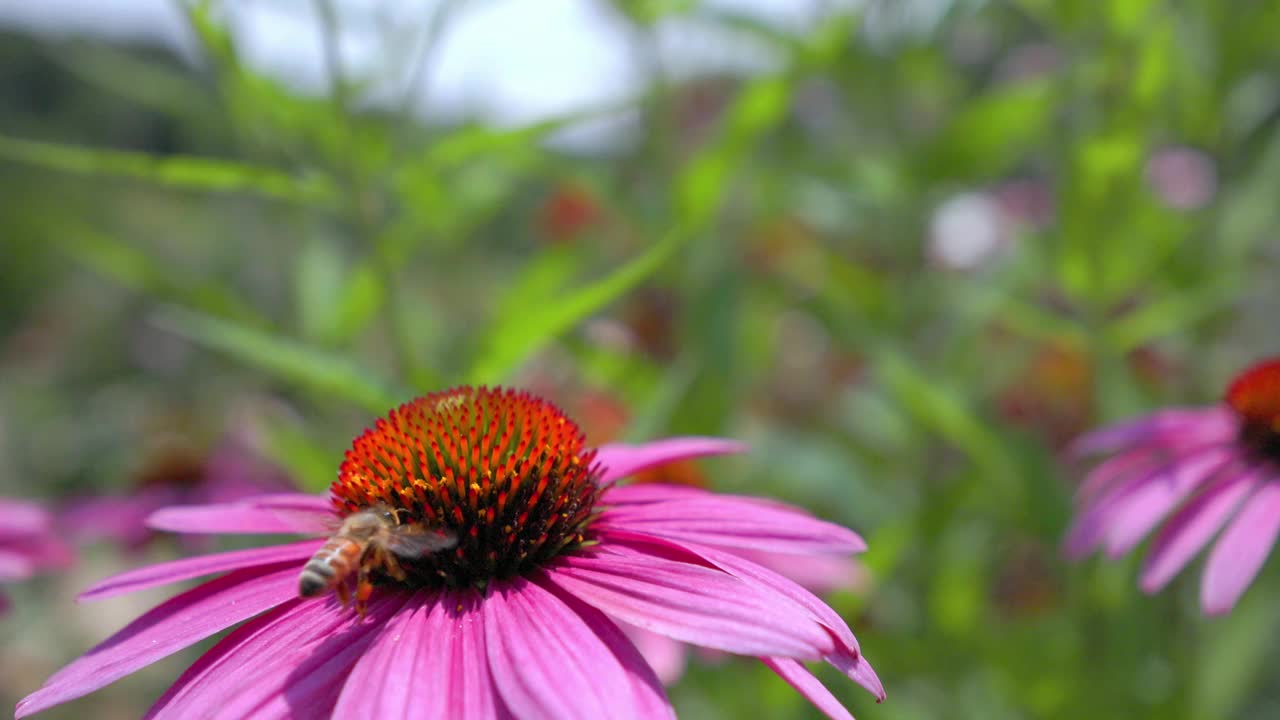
[1065,357,1280,615]
[61,434,294,550]
[0,499,73,616]
[18,386,883,719]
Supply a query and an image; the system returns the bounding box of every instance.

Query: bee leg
[336,580,350,607]
[383,551,406,582]
[355,577,374,618]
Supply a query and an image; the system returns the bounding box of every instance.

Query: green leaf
[294,238,385,345]
[58,225,264,325]
[466,74,793,383]
[153,306,405,412]
[0,135,336,205]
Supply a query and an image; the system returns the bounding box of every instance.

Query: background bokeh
[3,1,1280,718]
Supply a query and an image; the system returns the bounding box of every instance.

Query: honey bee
[298,504,456,615]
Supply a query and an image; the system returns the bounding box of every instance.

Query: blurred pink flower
[18,387,883,719]
[0,499,74,615]
[1065,357,1280,615]
[1145,146,1217,211]
[61,435,294,551]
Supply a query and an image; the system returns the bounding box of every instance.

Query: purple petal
[535,579,676,719]
[147,493,333,535]
[0,500,52,540]
[617,622,688,685]
[1101,448,1235,557]
[601,529,887,701]
[762,658,855,720]
[595,437,747,484]
[1069,407,1234,457]
[61,493,171,547]
[1140,470,1260,593]
[331,596,436,719]
[483,578,649,720]
[1076,449,1158,504]
[146,593,408,719]
[1065,449,1224,559]
[427,590,511,720]
[80,540,322,601]
[16,562,301,718]
[600,483,714,506]
[1201,481,1280,615]
[0,549,34,581]
[599,493,865,555]
[542,542,834,659]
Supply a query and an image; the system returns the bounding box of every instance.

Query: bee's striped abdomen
[298,537,363,597]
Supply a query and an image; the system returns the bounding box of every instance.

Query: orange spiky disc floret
[1226,358,1280,459]
[331,386,601,589]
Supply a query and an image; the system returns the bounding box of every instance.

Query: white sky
[0,0,855,148]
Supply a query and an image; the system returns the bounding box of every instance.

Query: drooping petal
[1076,448,1159,504]
[599,492,865,555]
[483,578,651,720]
[147,493,333,535]
[80,540,322,601]
[1065,449,1225,559]
[331,593,440,719]
[1069,407,1234,457]
[542,543,834,660]
[1101,448,1235,557]
[146,593,408,719]
[1201,481,1280,615]
[16,563,301,718]
[1140,470,1260,593]
[533,579,676,719]
[595,438,747,485]
[762,658,855,720]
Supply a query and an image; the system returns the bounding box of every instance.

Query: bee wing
[386,525,458,558]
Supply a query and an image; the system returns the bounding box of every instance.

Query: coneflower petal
[1140,470,1260,593]
[147,493,332,535]
[543,544,834,659]
[1101,449,1235,557]
[595,438,747,484]
[599,492,865,555]
[331,594,439,719]
[146,594,407,719]
[16,563,300,719]
[535,581,675,719]
[1201,481,1280,615]
[79,540,322,601]
[762,657,856,720]
[483,578,652,720]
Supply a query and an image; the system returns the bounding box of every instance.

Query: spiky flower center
[1226,358,1280,460]
[331,386,601,589]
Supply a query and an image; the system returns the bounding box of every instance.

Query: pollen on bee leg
[355,580,374,617]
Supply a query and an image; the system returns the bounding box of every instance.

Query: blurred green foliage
[3,0,1280,718]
